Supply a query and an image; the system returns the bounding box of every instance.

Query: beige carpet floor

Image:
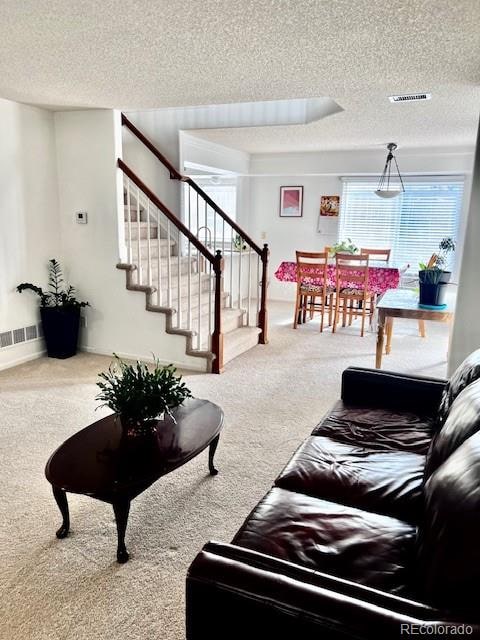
[0,301,449,640]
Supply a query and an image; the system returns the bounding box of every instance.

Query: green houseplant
[232,234,247,252]
[96,355,192,434]
[418,237,455,306]
[17,259,89,358]
[330,239,358,255]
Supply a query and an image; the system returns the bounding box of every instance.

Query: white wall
[55,109,207,371]
[0,98,61,369]
[180,132,251,230]
[449,123,480,373]
[249,147,474,301]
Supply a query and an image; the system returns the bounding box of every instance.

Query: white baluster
[238,236,243,311]
[157,207,162,306]
[208,261,212,349]
[197,247,202,350]
[187,240,192,330]
[167,221,172,307]
[247,246,252,326]
[230,226,234,308]
[126,178,132,264]
[146,200,152,286]
[177,230,182,328]
[256,254,260,321]
[136,187,142,284]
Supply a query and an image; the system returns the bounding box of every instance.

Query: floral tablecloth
[274,261,400,295]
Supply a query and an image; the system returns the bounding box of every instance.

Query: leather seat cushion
[233,487,416,595]
[312,400,433,455]
[438,347,480,425]
[425,378,480,478]
[275,436,425,524]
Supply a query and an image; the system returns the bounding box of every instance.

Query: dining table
[274,260,405,295]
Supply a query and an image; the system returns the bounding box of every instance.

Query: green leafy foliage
[233,234,247,251]
[331,239,358,255]
[419,237,456,275]
[17,259,89,308]
[96,355,192,423]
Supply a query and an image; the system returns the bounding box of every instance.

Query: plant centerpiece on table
[96,355,192,435]
[17,259,89,359]
[232,234,247,252]
[418,237,455,307]
[330,239,358,255]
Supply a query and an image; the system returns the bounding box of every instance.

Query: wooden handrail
[118,159,216,265]
[121,113,263,256]
[121,114,183,181]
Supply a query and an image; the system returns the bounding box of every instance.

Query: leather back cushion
[438,348,480,424]
[418,431,480,609]
[425,378,480,478]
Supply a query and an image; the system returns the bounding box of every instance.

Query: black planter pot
[418,270,450,307]
[40,306,81,359]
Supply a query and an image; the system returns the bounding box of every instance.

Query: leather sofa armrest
[186,542,472,639]
[341,367,447,416]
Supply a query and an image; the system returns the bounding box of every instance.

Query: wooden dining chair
[360,247,391,262]
[293,251,333,332]
[333,253,375,337]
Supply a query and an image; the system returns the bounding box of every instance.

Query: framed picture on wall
[319,195,340,217]
[279,186,303,217]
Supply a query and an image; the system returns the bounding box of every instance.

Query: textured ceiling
[0,0,479,152]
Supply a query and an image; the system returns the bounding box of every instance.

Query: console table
[376,289,454,368]
[45,398,224,563]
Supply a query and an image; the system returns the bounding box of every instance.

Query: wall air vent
[13,328,26,344]
[389,93,431,103]
[0,324,41,348]
[0,331,13,348]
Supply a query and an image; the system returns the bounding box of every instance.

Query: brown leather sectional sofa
[186,351,480,639]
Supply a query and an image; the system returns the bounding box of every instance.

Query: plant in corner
[17,259,89,359]
[96,355,192,435]
[418,237,456,307]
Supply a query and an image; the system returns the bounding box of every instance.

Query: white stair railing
[119,161,223,371]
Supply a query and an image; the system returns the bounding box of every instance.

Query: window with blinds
[339,177,464,275]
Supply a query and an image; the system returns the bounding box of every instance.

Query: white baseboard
[0,346,46,371]
[81,346,207,373]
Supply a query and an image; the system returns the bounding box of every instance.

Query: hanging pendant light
[375,142,405,198]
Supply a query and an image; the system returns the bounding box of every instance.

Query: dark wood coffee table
[45,398,223,563]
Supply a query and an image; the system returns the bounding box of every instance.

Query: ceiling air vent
[389,93,431,103]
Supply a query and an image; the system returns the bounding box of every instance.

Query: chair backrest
[335,253,369,292]
[360,247,391,262]
[295,251,328,287]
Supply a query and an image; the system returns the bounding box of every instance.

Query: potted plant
[96,355,192,435]
[17,259,89,358]
[330,239,358,255]
[418,237,455,306]
[232,234,247,252]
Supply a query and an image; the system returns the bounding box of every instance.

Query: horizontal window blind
[339,178,464,274]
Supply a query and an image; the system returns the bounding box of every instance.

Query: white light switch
[76,211,88,224]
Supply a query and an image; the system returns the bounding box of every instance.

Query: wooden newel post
[211,250,224,374]
[258,243,269,344]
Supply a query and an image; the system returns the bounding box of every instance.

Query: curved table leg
[112,498,131,564]
[52,486,70,538]
[208,435,220,476]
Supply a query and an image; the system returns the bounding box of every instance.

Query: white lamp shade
[374,189,402,199]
